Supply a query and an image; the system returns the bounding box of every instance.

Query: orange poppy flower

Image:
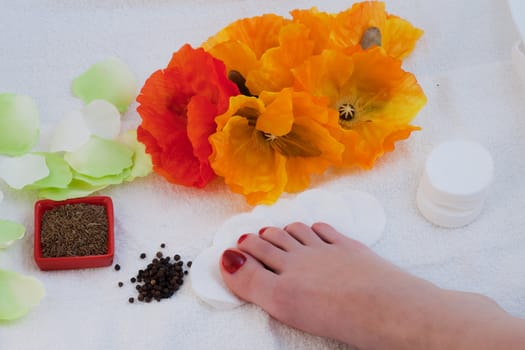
[330,1,423,59]
[202,14,290,92]
[136,44,239,188]
[209,88,343,205]
[293,48,426,169]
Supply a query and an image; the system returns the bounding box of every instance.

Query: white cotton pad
[416,186,484,228]
[192,188,386,309]
[417,140,493,228]
[338,189,386,246]
[190,246,244,310]
[423,140,493,205]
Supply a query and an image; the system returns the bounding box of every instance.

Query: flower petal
[49,110,91,153]
[81,99,121,139]
[0,269,45,321]
[203,14,288,59]
[0,93,39,156]
[210,116,287,205]
[64,136,133,177]
[0,220,25,249]
[116,130,152,180]
[38,179,107,201]
[25,153,73,190]
[256,89,294,136]
[0,154,49,189]
[72,57,137,112]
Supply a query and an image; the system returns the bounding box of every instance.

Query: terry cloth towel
[1,1,524,349]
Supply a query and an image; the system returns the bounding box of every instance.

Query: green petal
[38,179,107,201]
[72,57,137,113]
[0,154,49,189]
[25,153,73,190]
[0,270,45,321]
[64,136,133,178]
[0,93,39,156]
[0,220,25,249]
[117,130,152,181]
[72,167,131,186]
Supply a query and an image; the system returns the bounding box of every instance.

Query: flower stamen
[338,103,356,121]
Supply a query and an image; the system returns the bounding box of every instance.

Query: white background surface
[1,1,524,349]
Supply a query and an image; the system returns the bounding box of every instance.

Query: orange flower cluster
[136,2,427,205]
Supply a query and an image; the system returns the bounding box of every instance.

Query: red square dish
[34,196,114,271]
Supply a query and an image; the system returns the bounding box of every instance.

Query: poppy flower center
[360,26,382,50]
[338,103,356,121]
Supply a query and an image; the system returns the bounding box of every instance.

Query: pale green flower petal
[0,154,49,189]
[0,269,45,321]
[38,179,107,201]
[117,130,152,180]
[25,153,73,190]
[72,57,137,113]
[0,220,25,249]
[82,99,121,139]
[72,168,131,187]
[64,136,133,178]
[49,110,91,153]
[0,93,39,156]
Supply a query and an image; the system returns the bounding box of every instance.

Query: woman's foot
[219,222,524,349]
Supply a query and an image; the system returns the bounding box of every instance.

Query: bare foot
[220,222,525,349]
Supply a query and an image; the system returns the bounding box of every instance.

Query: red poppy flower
[136,44,239,188]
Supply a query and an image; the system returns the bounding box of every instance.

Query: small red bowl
[34,196,114,271]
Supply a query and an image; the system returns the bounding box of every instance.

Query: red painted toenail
[222,249,247,274]
[258,227,269,235]
[237,233,249,244]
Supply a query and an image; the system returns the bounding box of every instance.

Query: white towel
[1,1,524,349]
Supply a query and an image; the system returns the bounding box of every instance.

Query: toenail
[258,227,269,235]
[237,233,249,244]
[222,249,247,274]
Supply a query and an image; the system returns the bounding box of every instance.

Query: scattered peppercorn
[116,245,191,304]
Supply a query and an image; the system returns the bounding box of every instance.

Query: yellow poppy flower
[293,48,426,169]
[318,1,423,59]
[209,88,343,205]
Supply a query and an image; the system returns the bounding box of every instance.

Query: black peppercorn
[130,277,137,283]
[118,282,123,287]
[114,264,121,271]
[160,243,166,248]
[140,253,146,259]
[128,297,134,303]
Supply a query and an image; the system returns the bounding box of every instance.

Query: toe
[311,222,350,244]
[284,222,324,246]
[260,226,302,251]
[238,234,288,273]
[220,248,277,309]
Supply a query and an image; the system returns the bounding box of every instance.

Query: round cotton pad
[416,185,484,228]
[424,140,493,204]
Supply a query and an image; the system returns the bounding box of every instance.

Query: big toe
[220,248,277,310]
